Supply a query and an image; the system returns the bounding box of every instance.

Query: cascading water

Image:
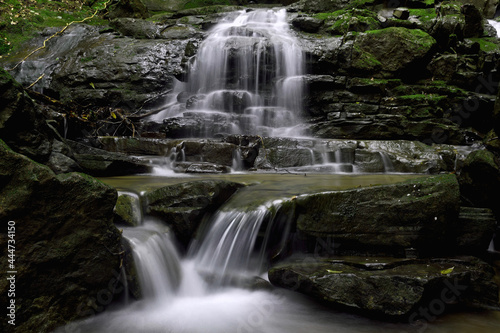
[151,9,306,137]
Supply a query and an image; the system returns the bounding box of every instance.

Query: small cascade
[379,152,395,173]
[231,147,244,171]
[191,207,271,285]
[150,9,306,137]
[153,144,185,175]
[122,220,182,300]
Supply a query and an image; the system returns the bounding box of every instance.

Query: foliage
[0,0,109,56]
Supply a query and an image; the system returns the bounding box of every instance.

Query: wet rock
[456,0,499,18]
[268,256,499,317]
[458,149,500,218]
[145,180,245,245]
[455,207,497,254]
[309,115,466,145]
[294,174,460,256]
[254,147,317,169]
[461,4,484,37]
[431,1,466,44]
[48,30,199,111]
[393,8,410,20]
[159,25,203,39]
[173,161,231,173]
[292,16,324,33]
[67,140,151,176]
[0,68,54,162]
[114,193,142,227]
[0,141,122,333]
[108,0,150,19]
[98,136,174,155]
[110,18,160,38]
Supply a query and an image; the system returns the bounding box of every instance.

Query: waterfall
[151,9,306,137]
[122,220,182,300]
[191,208,271,285]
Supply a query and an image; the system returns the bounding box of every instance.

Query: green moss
[0,139,13,151]
[317,9,380,35]
[397,94,446,103]
[352,45,381,70]
[183,0,232,9]
[79,56,94,63]
[468,38,500,53]
[408,8,437,22]
[0,0,109,56]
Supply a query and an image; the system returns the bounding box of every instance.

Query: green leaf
[440,267,454,275]
[89,82,95,89]
[326,269,343,274]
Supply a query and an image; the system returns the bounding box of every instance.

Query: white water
[57,189,500,333]
[150,9,306,137]
[58,199,417,333]
[488,19,500,37]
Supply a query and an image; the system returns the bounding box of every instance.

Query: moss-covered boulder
[0,140,122,333]
[340,27,436,78]
[145,180,245,245]
[294,174,460,256]
[269,256,499,318]
[317,9,381,35]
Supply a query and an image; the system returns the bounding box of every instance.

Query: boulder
[0,141,123,333]
[461,3,484,37]
[393,7,410,20]
[108,0,150,19]
[294,174,460,256]
[110,18,160,38]
[292,16,324,33]
[145,180,245,245]
[458,149,500,218]
[322,9,381,35]
[0,68,54,162]
[268,256,499,318]
[340,27,436,78]
[114,192,143,227]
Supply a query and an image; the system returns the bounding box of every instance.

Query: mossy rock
[0,143,122,332]
[316,8,380,35]
[145,180,245,245]
[269,256,498,317]
[294,174,461,256]
[348,27,436,77]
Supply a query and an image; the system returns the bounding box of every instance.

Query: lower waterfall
[54,177,500,333]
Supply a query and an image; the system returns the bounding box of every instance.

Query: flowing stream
[54,174,500,333]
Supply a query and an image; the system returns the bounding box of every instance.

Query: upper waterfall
[151,9,306,137]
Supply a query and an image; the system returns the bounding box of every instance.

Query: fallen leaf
[440,267,454,275]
